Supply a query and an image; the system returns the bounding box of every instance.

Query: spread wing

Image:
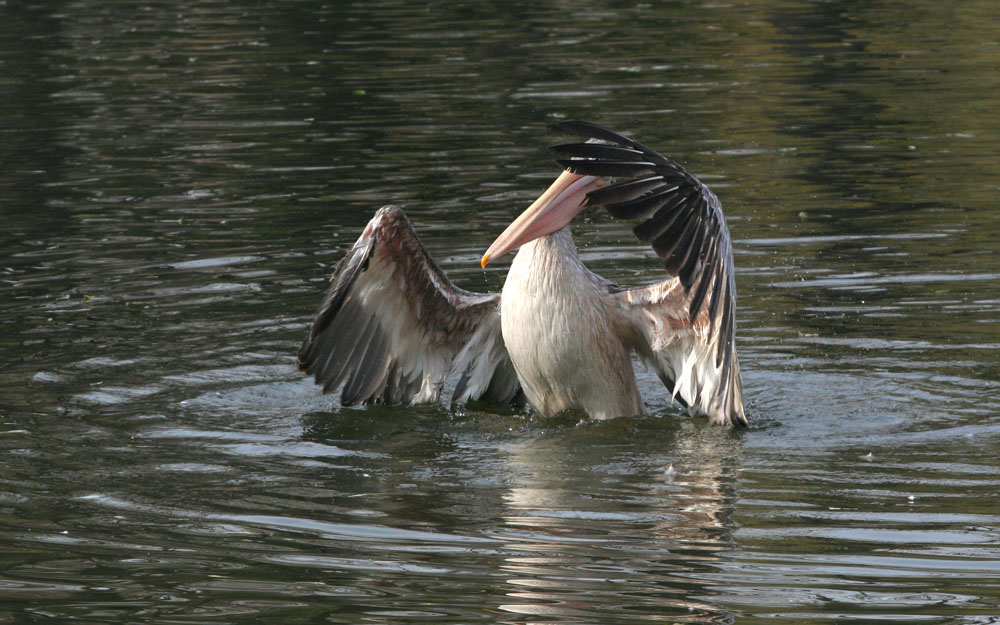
[552,121,746,426]
[297,205,523,408]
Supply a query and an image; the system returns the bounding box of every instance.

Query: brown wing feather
[298,205,522,407]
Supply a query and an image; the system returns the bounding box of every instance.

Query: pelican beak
[482,170,607,267]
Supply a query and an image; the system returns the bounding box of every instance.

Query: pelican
[297,121,746,426]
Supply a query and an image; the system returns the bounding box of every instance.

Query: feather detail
[298,206,523,407]
[552,122,745,426]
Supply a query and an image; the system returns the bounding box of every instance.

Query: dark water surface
[2,1,999,623]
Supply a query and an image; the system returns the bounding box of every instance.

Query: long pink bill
[481,170,607,267]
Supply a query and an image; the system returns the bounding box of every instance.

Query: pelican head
[481,170,608,267]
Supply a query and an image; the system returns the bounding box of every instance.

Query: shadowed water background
[1,1,998,623]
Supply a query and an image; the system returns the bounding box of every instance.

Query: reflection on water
[495,426,740,623]
[1,0,999,623]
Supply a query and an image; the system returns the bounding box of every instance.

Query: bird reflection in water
[491,421,741,623]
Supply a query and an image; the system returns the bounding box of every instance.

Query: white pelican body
[501,228,642,419]
[298,122,746,426]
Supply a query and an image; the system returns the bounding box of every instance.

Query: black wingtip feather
[556,159,658,178]
[550,143,647,161]
[586,175,665,205]
[631,189,695,243]
[605,188,675,220]
[652,208,698,261]
[706,270,726,336]
[687,235,720,323]
[677,217,708,288]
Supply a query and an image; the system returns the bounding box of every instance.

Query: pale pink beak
[481,170,608,267]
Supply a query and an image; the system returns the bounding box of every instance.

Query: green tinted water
[1,1,998,623]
